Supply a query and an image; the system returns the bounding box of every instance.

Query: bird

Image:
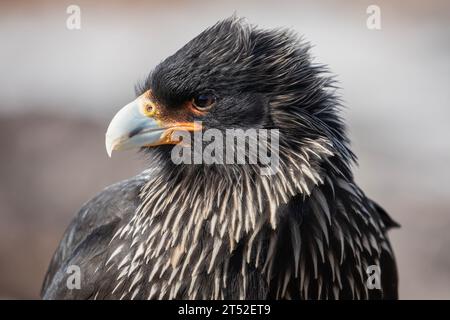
[42,17,399,300]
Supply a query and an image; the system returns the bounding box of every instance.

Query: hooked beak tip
[105,136,115,158]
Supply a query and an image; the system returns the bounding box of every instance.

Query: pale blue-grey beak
[105,95,166,157]
[105,91,202,157]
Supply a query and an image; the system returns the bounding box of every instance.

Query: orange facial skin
[139,90,204,146]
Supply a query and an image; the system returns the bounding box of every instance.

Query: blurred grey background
[0,0,449,299]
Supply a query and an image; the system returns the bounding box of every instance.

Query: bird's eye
[192,93,216,111]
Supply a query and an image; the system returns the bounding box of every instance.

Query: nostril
[129,126,144,138]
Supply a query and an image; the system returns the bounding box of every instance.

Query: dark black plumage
[42,17,399,300]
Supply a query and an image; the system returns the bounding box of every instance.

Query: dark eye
[192,93,216,110]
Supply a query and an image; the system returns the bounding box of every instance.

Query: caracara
[42,17,399,300]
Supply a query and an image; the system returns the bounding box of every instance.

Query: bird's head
[106,17,354,179]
